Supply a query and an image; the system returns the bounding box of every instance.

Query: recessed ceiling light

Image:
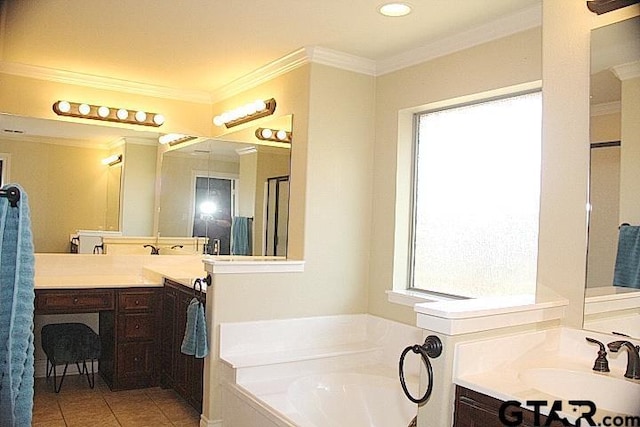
[379,2,412,17]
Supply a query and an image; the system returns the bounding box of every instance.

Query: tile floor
[32,374,201,427]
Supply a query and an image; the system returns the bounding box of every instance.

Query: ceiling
[0,0,541,96]
[0,1,636,146]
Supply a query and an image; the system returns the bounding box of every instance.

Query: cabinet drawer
[118,290,157,312]
[35,290,114,313]
[118,313,155,340]
[117,341,154,377]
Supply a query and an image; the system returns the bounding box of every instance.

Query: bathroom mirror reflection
[584,16,640,338]
[0,113,292,257]
[157,115,292,256]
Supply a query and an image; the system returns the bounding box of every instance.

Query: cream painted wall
[121,142,156,236]
[203,63,375,423]
[369,27,543,325]
[254,147,291,255]
[237,151,257,219]
[587,145,620,288]
[0,136,108,252]
[619,76,640,224]
[591,112,621,142]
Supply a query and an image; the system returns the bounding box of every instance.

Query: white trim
[591,101,621,116]
[376,3,542,75]
[203,258,305,274]
[611,60,640,81]
[211,48,310,101]
[0,61,212,104]
[0,152,10,185]
[306,46,377,76]
[198,415,223,427]
[414,295,568,335]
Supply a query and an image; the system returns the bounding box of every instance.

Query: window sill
[386,289,460,307]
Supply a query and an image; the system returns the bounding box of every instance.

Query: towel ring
[193,278,203,300]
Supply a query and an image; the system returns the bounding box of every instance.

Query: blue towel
[180,298,208,358]
[613,225,640,289]
[231,216,252,255]
[0,184,35,427]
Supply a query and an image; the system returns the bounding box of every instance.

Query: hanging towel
[231,216,252,255]
[613,225,640,289]
[180,298,208,358]
[0,184,35,427]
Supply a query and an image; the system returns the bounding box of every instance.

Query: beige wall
[591,112,621,142]
[121,142,157,236]
[0,136,109,252]
[369,27,543,324]
[619,76,640,224]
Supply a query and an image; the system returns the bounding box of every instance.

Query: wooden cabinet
[100,287,162,390]
[160,279,205,412]
[454,386,572,427]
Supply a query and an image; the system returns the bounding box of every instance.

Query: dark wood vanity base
[35,282,204,412]
[454,386,573,427]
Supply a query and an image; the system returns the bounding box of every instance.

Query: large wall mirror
[157,115,292,256]
[0,112,292,257]
[584,15,640,337]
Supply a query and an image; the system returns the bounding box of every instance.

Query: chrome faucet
[143,244,159,255]
[607,340,640,379]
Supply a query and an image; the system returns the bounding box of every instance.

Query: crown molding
[0,61,213,104]
[611,60,640,81]
[210,49,310,102]
[376,3,542,76]
[1,4,543,105]
[590,101,621,116]
[306,46,377,76]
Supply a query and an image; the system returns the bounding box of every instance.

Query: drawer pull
[135,300,140,305]
[135,324,140,329]
[134,357,139,362]
[73,298,79,304]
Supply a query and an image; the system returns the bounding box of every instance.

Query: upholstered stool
[41,323,101,393]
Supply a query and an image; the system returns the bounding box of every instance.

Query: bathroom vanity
[453,386,569,427]
[35,286,163,390]
[33,254,208,411]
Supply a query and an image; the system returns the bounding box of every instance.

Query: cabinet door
[161,286,178,387]
[116,341,155,389]
[174,292,192,397]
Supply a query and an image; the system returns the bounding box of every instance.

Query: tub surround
[453,327,640,423]
[415,294,568,335]
[218,314,422,427]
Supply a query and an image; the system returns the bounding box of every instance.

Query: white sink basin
[520,368,640,415]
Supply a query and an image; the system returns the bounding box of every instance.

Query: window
[410,91,542,298]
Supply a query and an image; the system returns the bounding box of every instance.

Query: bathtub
[288,372,416,427]
[219,314,423,427]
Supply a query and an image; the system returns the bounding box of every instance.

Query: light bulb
[253,99,267,112]
[78,103,91,115]
[135,111,147,122]
[260,128,273,139]
[276,130,288,140]
[213,115,224,126]
[200,200,216,215]
[97,106,110,118]
[117,109,129,120]
[57,101,71,113]
[153,114,165,126]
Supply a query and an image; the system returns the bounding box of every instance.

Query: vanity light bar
[158,133,198,146]
[255,127,292,144]
[101,154,122,166]
[53,101,165,127]
[213,98,276,128]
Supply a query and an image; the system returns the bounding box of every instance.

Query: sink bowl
[519,368,640,416]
